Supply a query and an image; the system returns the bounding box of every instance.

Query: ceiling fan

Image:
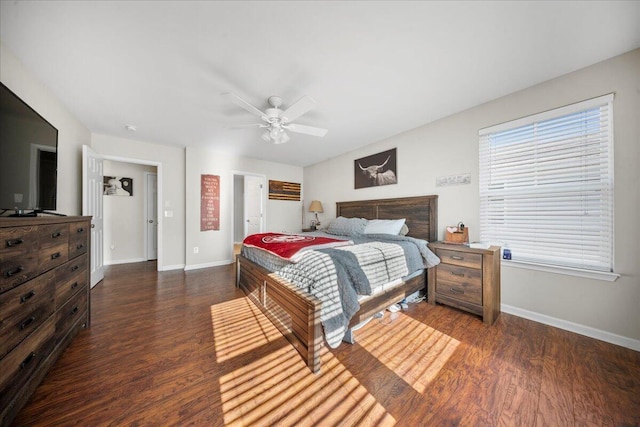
[223,93,328,144]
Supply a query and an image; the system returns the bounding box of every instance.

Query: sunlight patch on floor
[357,312,460,394]
[210,298,284,362]
[218,342,395,426]
[211,297,396,426]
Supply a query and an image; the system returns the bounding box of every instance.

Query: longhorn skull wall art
[354,148,398,189]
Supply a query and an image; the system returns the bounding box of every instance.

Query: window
[479,94,614,275]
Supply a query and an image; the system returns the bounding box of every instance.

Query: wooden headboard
[336,195,438,242]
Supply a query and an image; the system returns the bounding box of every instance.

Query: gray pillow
[325,216,367,236]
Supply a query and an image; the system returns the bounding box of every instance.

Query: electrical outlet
[193,247,199,254]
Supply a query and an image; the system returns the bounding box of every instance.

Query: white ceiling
[1,1,639,167]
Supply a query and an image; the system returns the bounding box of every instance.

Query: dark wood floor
[12,262,640,426]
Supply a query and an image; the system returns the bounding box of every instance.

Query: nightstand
[428,242,501,325]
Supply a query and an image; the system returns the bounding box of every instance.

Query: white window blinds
[479,94,614,272]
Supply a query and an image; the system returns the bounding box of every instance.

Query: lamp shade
[308,200,323,213]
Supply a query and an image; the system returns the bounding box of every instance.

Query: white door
[82,145,104,288]
[244,175,264,237]
[145,172,158,260]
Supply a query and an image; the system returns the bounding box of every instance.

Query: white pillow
[364,218,406,235]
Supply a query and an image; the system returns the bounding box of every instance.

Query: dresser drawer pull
[76,227,84,233]
[450,287,465,294]
[71,282,79,290]
[72,265,80,272]
[20,352,36,369]
[70,306,79,316]
[19,316,36,330]
[451,255,464,260]
[5,238,24,247]
[450,271,465,277]
[76,243,84,250]
[51,231,62,238]
[20,290,36,303]
[51,252,61,260]
[5,266,24,277]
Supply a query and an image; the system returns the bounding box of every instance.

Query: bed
[237,195,439,373]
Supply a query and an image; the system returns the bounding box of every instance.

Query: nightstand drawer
[436,263,482,305]
[436,249,482,269]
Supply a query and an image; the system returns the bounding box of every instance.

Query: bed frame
[237,195,438,373]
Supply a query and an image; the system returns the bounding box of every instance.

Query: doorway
[233,173,266,252]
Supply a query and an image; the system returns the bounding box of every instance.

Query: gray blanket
[275,234,439,348]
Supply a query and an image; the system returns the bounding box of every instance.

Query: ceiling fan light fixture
[274,132,290,144]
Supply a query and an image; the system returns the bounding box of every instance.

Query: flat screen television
[0,82,59,216]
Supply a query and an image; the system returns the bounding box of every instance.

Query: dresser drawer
[68,222,89,258]
[39,224,68,249]
[436,263,482,305]
[0,272,55,358]
[0,315,55,412]
[38,242,69,274]
[54,255,88,309]
[0,227,40,293]
[55,288,87,345]
[436,249,482,269]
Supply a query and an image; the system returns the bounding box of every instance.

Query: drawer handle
[19,315,36,330]
[20,290,36,303]
[76,243,84,249]
[6,266,24,277]
[6,238,24,247]
[51,231,62,238]
[77,227,84,233]
[20,352,37,369]
[70,306,79,316]
[72,265,80,272]
[51,252,61,260]
[450,287,465,294]
[71,282,79,290]
[451,255,464,260]
[450,271,465,277]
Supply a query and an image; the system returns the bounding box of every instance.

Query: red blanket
[243,233,352,261]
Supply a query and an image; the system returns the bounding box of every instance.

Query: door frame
[100,154,163,271]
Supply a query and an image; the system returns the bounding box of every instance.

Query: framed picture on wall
[103,176,133,196]
[354,148,397,189]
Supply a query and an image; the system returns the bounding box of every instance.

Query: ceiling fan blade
[286,123,328,137]
[226,123,268,129]
[222,92,266,118]
[281,96,317,122]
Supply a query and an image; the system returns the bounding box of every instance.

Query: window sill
[501,259,620,282]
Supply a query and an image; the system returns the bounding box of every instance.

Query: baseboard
[104,257,145,266]
[160,264,185,271]
[502,304,640,352]
[184,259,234,271]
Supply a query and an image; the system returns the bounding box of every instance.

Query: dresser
[428,242,501,325]
[0,216,91,426]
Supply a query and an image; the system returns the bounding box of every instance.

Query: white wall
[103,160,156,265]
[185,146,303,269]
[91,134,186,270]
[304,49,640,347]
[0,41,90,215]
